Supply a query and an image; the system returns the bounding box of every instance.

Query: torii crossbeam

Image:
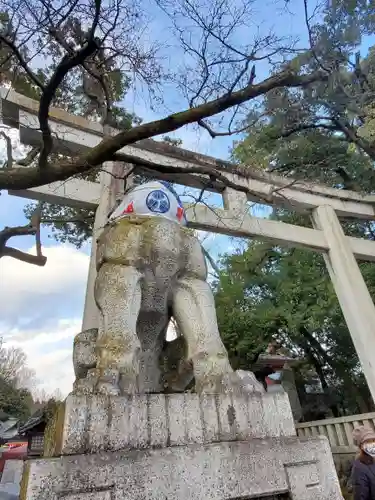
[2,87,375,400]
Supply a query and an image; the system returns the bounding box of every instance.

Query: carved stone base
[21,393,343,500]
[21,437,342,500]
[44,392,295,456]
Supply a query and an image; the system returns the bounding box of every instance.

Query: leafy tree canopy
[215,2,375,417]
[215,212,375,417]
[0,375,33,420]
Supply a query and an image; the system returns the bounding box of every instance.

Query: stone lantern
[252,341,303,421]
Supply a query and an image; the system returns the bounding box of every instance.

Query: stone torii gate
[3,88,375,401]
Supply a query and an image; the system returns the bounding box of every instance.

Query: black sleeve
[352,463,370,500]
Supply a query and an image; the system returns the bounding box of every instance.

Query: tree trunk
[300,327,370,414]
[299,337,340,417]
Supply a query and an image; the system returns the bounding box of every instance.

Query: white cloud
[1,245,89,395]
[4,319,79,396]
[0,126,26,163]
[0,245,89,296]
[0,245,89,330]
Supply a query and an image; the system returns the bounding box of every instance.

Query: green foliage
[110,106,142,130]
[25,204,95,249]
[234,122,373,188]
[0,11,142,122]
[232,1,375,189]
[227,8,375,410]
[226,32,375,413]
[215,218,375,416]
[0,376,32,421]
[0,12,43,100]
[0,8,144,244]
[162,136,183,147]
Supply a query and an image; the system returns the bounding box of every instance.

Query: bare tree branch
[17,147,40,166]
[0,340,36,388]
[0,35,45,90]
[31,203,43,258]
[302,0,330,73]
[0,131,13,168]
[330,115,375,158]
[38,32,102,167]
[1,246,46,266]
[278,122,339,138]
[0,203,47,266]
[0,224,38,247]
[0,68,327,190]
[197,119,251,138]
[202,246,220,278]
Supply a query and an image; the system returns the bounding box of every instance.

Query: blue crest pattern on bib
[108,181,187,226]
[146,190,170,213]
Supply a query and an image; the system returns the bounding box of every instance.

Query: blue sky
[0,0,373,396]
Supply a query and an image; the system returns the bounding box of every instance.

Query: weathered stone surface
[73,329,98,381]
[0,459,23,498]
[0,459,23,485]
[21,437,343,500]
[47,392,295,456]
[74,181,267,397]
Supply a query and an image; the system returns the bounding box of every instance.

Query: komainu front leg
[172,278,264,395]
[172,277,233,393]
[94,263,142,395]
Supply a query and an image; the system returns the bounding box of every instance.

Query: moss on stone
[97,216,189,268]
[19,461,30,500]
[43,401,66,458]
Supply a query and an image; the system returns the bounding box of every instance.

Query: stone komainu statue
[73,181,263,396]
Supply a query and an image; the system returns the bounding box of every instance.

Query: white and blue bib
[109,181,187,226]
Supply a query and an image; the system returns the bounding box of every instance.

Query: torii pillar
[81,161,134,331]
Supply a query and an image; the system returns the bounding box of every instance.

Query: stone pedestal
[20,392,343,500]
[0,459,23,497]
